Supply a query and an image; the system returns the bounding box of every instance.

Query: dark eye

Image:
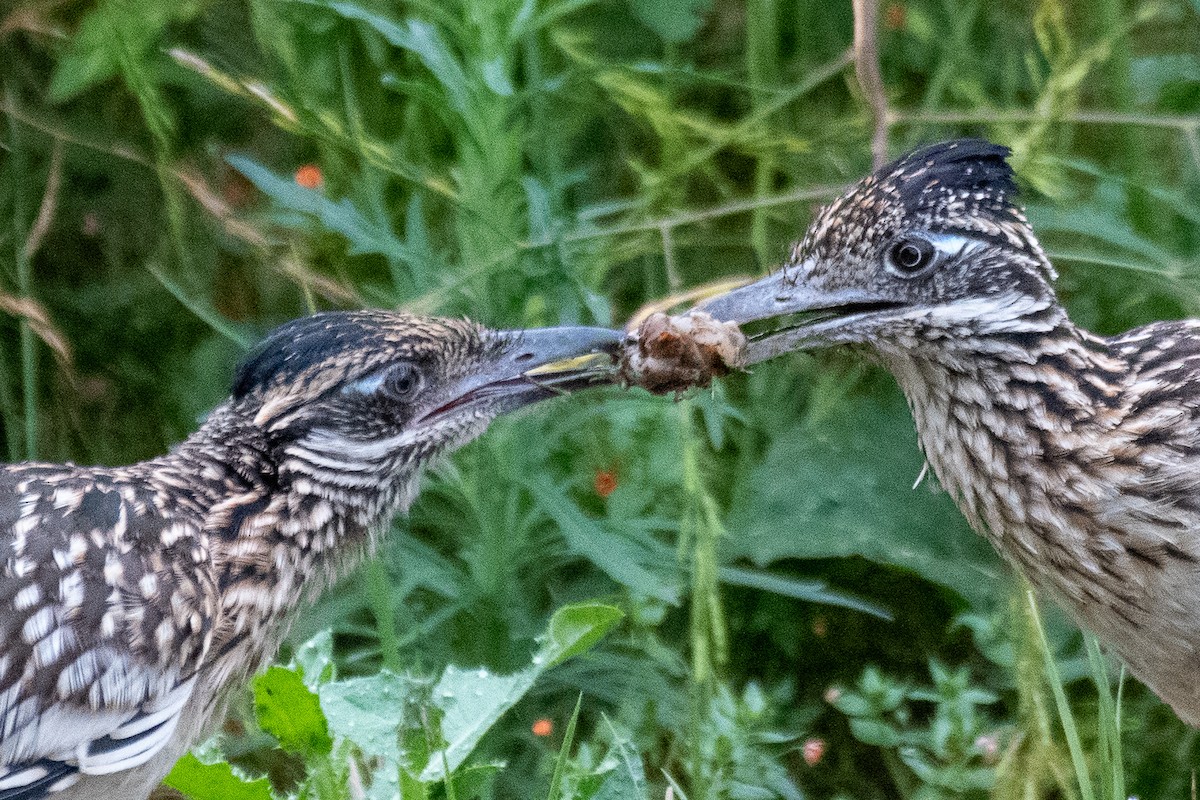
[886,236,937,275]
[383,364,423,400]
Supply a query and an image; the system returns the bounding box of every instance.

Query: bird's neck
[159,405,419,673]
[881,312,1130,578]
[150,404,277,507]
[166,402,418,542]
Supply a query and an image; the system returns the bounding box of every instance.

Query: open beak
[420,326,622,422]
[696,269,900,365]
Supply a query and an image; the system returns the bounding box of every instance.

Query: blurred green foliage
[3,0,1200,797]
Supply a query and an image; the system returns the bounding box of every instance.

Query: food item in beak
[619,310,747,394]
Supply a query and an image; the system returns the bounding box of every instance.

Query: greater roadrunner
[0,310,621,799]
[700,139,1200,725]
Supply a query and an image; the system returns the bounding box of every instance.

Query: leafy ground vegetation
[3,0,1200,797]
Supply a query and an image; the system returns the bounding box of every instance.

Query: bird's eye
[886,236,937,275]
[383,364,424,400]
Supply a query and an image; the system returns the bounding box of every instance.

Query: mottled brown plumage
[701,140,1200,726]
[0,310,621,799]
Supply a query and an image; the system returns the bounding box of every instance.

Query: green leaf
[832,692,872,718]
[545,694,585,800]
[593,718,650,800]
[448,763,502,797]
[254,666,333,757]
[49,2,197,102]
[320,670,425,763]
[628,0,713,43]
[293,630,336,690]
[313,1,474,115]
[723,382,1003,609]
[528,478,681,603]
[164,753,273,800]
[227,155,413,265]
[849,717,904,747]
[1030,203,1180,269]
[538,602,625,668]
[718,565,892,620]
[421,602,621,781]
[48,9,118,102]
[420,664,539,780]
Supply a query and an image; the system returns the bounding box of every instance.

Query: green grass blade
[544,693,584,800]
[1085,635,1125,800]
[1027,589,1096,800]
[146,264,254,349]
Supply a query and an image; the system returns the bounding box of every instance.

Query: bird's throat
[884,324,1129,581]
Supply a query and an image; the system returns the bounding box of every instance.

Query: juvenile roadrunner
[700,139,1200,725]
[0,310,620,799]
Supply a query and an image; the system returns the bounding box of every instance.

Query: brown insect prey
[619,310,748,394]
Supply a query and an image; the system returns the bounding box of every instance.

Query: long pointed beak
[495,325,623,391]
[697,270,898,365]
[421,326,622,422]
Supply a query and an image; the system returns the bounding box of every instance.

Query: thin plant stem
[6,86,38,461]
[746,0,781,267]
[679,400,727,800]
[0,342,19,461]
[852,0,889,166]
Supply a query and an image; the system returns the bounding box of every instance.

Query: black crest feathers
[883,139,1019,217]
[232,311,388,399]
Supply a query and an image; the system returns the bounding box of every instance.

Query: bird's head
[229,310,621,495]
[700,139,1063,363]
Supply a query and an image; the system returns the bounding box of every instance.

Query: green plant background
[2,0,1199,797]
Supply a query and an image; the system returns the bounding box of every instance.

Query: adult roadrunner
[0,310,621,799]
[700,139,1200,725]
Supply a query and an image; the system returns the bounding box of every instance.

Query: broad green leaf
[421,601,621,781]
[254,666,333,757]
[849,718,904,747]
[723,384,1003,609]
[420,664,539,781]
[164,753,273,800]
[538,602,625,668]
[320,670,425,763]
[293,629,336,690]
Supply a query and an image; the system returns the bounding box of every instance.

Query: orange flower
[294,163,324,190]
[884,3,906,30]
[802,737,826,767]
[811,615,827,638]
[532,718,553,737]
[594,469,618,498]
